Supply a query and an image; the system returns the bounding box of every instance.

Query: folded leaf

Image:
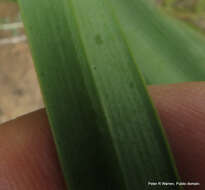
[18,0,205,189]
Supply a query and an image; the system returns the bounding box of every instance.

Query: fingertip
[149,82,205,189]
[1,82,205,189]
[0,109,66,190]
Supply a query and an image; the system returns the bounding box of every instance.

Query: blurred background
[0,0,204,124]
[0,1,43,124]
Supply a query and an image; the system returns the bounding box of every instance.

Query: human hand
[0,82,204,189]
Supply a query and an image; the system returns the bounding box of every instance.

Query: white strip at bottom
[0,35,27,46]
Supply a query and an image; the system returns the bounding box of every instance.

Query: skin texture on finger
[0,110,66,190]
[149,82,205,190]
[0,82,204,189]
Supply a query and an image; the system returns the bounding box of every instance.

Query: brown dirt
[0,42,43,124]
[0,2,43,124]
[0,2,19,19]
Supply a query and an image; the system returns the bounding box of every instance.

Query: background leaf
[108,0,205,84]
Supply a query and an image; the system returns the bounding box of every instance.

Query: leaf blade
[16,0,195,189]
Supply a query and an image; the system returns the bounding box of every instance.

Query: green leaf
[18,0,205,189]
[108,0,205,84]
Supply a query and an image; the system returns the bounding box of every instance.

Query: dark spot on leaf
[40,71,45,77]
[95,34,103,45]
[129,82,134,89]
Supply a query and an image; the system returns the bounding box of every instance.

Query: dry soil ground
[0,2,43,124]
